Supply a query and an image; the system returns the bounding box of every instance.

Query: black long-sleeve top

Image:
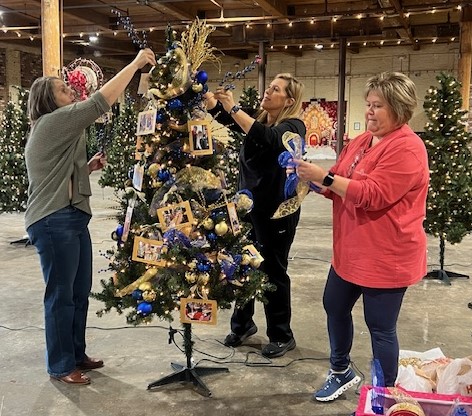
[210,103,306,216]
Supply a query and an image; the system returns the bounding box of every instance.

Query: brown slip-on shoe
[50,369,91,385]
[76,355,104,371]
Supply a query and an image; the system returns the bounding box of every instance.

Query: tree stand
[147,323,229,397]
[425,237,469,285]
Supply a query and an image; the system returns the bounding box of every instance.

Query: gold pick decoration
[115,268,158,297]
[271,131,309,219]
[180,18,221,72]
[175,166,222,191]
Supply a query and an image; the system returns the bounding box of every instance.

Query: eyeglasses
[346,148,365,178]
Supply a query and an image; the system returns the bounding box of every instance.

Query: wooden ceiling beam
[254,0,287,18]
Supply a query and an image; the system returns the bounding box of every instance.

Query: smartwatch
[322,171,335,187]
[230,105,241,115]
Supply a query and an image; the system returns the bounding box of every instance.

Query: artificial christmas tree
[224,86,261,193]
[92,20,271,395]
[99,95,138,191]
[0,87,30,213]
[422,72,472,283]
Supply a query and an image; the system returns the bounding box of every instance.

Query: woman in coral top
[292,72,429,402]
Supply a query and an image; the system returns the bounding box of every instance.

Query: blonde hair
[256,73,304,126]
[364,72,418,125]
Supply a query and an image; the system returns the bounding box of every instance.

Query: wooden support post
[458,5,472,112]
[41,0,61,77]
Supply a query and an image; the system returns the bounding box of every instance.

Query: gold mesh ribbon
[115,268,158,297]
[272,131,309,219]
[148,46,192,100]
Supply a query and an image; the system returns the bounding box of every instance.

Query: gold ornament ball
[142,290,157,302]
[202,218,214,230]
[214,221,229,236]
[148,163,160,177]
[241,254,252,265]
[138,281,153,291]
[192,83,203,93]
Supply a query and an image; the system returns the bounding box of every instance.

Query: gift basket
[356,385,472,416]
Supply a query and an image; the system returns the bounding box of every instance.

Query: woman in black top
[205,73,306,358]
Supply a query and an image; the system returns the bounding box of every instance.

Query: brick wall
[21,52,43,91]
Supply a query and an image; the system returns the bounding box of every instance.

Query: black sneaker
[261,338,296,358]
[223,324,258,347]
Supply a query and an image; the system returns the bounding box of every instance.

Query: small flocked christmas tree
[422,72,472,282]
[0,87,30,213]
[224,86,261,193]
[92,20,271,392]
[99,95,138,191]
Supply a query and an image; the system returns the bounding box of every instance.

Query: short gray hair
[364,72,418,125]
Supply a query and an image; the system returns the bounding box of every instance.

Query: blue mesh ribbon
[278,151,299,199]
[163,228,191,248]
[220,254,242,280]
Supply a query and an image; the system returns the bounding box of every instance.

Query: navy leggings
[323,266,406,386]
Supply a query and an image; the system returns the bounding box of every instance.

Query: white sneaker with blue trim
[314,368,361,402]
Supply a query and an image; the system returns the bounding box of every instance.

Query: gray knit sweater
[25,92,110,230]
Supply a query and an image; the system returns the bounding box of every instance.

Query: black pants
[230,208,300,343]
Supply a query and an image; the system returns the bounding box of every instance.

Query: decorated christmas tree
[93,20,271,330]
[422,72,472,281]
[0,87,30,213]
[99,95,138,191]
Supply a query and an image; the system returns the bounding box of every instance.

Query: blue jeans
[27,206,92,377]
[323,266,406,386]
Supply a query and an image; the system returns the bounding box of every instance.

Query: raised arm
[99,48,156,106]
[211,88,256,134]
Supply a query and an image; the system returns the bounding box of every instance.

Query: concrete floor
[1,163,472,416]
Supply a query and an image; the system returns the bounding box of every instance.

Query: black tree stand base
[425,269,469,285]
[147,362,229,397]
[147,323,229,397]
[9,236,31,246]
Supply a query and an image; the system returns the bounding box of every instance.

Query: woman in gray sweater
[25,48,156,385]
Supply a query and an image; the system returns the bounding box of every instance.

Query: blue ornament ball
[196,70,208,84]
[116,224,124,238]
[137,302,152,315]
[158,169,170,181]
[156,111,166,123]
[168,99,183,110]
[207,232,217,241]
[197,262,211,272]
[132,289,143,300]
